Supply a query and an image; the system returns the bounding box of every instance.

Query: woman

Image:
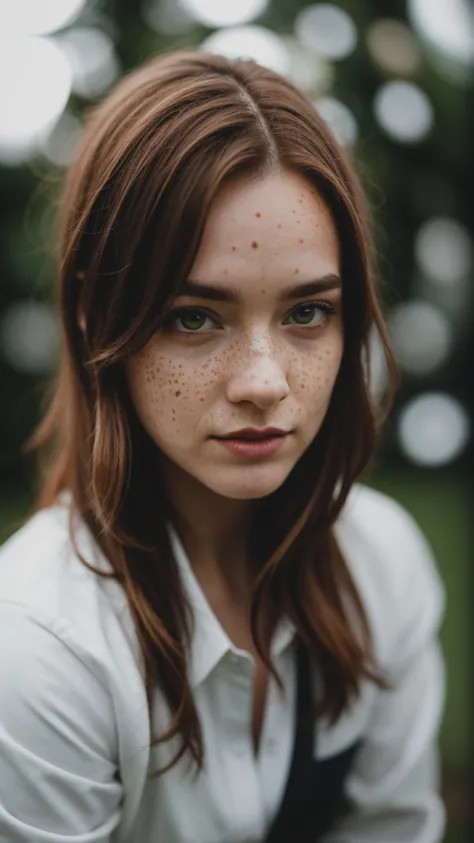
[0,49,445,842]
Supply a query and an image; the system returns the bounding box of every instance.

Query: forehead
[188,169,340,293]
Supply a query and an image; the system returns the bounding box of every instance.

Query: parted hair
[25,48,397,775]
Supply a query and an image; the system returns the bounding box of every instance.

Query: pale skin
[123,167,344,752]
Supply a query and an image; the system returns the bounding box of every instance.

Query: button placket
[218,653,265,839]
[227,651,254,755]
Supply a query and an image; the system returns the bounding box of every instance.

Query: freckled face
[125,169,343,500]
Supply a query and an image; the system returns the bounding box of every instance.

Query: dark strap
[265,639,361,843]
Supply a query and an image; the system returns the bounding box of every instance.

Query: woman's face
[125,168,343,501]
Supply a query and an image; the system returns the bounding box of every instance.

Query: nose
[226,338,290,410]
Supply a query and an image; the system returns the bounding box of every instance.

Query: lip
[213,429,290,459]
[218,427,289,440]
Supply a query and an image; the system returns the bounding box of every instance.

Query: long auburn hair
[25,48,398,775]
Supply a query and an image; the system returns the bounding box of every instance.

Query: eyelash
[161,301,336,336]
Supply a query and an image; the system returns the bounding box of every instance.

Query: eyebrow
[177,273,342,303]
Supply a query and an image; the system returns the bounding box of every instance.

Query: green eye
[178,309,208,331]
[162,307,218,334]
[291,304,321,325]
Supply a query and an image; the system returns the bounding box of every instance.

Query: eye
[284,301,336,328]
[163,307,220,333]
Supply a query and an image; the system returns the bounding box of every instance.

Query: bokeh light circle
[408,0,474,68]
[41,111,83,167]
[314,97,358,146]
[367,18,422,76]
[387,300,453,375]
[0,300,60,374]
[286,41,334,94]
[180,0,268,28]
[55,27,120,99]
[0,35,72,163]
[201,26,290,75]
[398,392,470,466]
[374,80,434,143]
[295,3,357,60]
[0,0,87,36]
[141,0,196,36]
[415,217,472,285]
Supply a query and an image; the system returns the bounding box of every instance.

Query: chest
[201,599,270,754]
[136,645,371,843]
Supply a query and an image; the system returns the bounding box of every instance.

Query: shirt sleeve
[0,601,124,842]
[324,501,447,843]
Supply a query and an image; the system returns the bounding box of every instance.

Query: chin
[205,465,293,501]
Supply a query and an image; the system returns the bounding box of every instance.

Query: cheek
[292,337,343,399]
[126,347,223,433]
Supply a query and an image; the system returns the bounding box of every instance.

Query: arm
[324,503,446,843]
[0,601,123,841]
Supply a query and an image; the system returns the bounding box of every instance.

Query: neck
[162,459,257,601]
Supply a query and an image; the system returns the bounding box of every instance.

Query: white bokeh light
[0,300,60,374]
[314,97,358,146]
[295,3,358,61]
[141,0,196,36]
[0,0,87,36]
[374,80,434,143]
[201,26,290,75]
[408,0,474,69]
[367,18,422,76]
[398,393,470,466]
[41,111,83,167]
[180,0,268,28]
[55,27,120,99]
[364,325,389,403]
[0,35,72,164]
[387,300,453,375]
[285,40,334,95]
[415,217,472,286]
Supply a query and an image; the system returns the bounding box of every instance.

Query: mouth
[212,429,290,459]
[217,427,290,441]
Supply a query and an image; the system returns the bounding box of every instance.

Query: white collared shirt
[0,484,446,842]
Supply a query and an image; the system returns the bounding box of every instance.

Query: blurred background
[0,1,472,839]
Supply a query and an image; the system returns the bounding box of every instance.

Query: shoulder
[0,497,115,621]
[0,497,142,685]
[0,499,151,822]
[334,483,445,664]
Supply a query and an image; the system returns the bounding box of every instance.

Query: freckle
[224,268,228,274]
[277,224,282,228]
[255,212,261,217]
[292,209,296,214]
[260,288,266,294]
[297,220,300,224]
[294,268,300,274]
[231,246,237,251]
[251,241,258,248]
[299,238,304,243]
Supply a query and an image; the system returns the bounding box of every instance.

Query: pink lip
[219,427,289,439]
[214,434,289,459]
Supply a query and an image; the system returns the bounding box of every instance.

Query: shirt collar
[167,522,296,689]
